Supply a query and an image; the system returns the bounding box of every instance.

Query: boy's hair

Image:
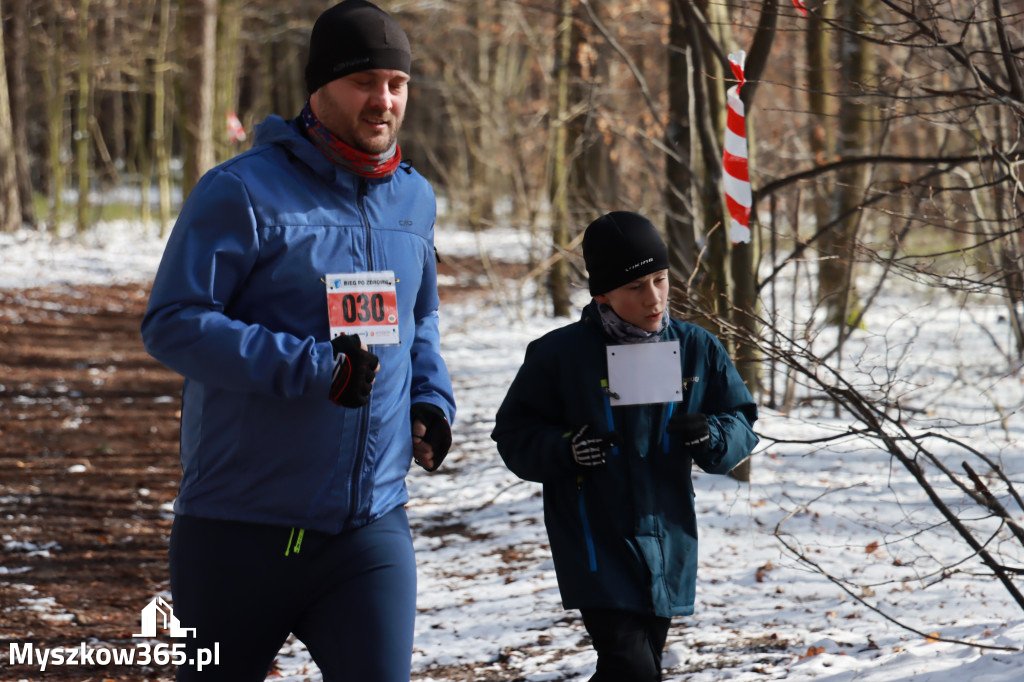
[583,211,669,295]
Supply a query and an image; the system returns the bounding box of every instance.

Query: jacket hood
[253,114,338,182]
[253,114,409,186]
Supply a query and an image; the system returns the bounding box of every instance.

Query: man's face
[310,69,409,154]
[594,269,670,332]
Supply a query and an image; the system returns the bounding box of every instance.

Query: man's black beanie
[582,211,669,296]
[304,0,412,95]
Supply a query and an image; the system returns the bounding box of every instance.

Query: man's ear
[593,294,609,305]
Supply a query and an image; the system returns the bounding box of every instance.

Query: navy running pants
[169,506,417,681]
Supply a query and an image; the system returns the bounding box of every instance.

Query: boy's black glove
[410,402,452,471]
[667,412,710,450]
[570,424,621,468]
[329,334,379,408]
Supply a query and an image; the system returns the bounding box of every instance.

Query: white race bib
[606,341,684,406]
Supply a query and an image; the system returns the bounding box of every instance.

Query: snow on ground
[2,222,1023,680]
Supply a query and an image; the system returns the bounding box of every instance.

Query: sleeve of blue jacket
[410,240,455,423]
[684,333,758,475]
[140,168,332,399]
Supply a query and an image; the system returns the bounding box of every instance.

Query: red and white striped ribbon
[723,50,752,245]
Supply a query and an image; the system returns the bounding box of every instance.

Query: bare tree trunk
[134,85,153,230]
[45,0,66,232]
[273,24,304,116]
[665,2,699,300]
[250,21,274,125]
[75,0,92,234]
[103,0,126,170]
[569,0,615,220]
[547,0,573,317]
[805,0,834,236]
[726,1,779,482]
[130,0,158,230]
[0,0,22,233]
[693,0,730,323]
[154,0,174,236]
[818,0,875,327]
[6,0,34,226]
[969,108,1024,357]
[469,0,495,225]
[215,0,244,161]
[181,0,218,196]
[665,0,781,483]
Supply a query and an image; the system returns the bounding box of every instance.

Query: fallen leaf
[799,646,826,660]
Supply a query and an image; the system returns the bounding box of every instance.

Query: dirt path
[0,259,522,680]
[1,283,181,680]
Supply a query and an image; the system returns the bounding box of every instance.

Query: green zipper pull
[284,528,305,557]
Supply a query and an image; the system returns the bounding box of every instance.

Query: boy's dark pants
[581,608,671,681]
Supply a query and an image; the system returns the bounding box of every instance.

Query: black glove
[667,412,711,450]
[329,334,379,408]
[410,402,452,472]
[570,424,621,468]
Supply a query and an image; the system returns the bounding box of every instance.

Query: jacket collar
[254,114,381,187]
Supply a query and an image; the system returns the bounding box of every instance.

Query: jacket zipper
[663,402,675,453]
[357,178,373,268]
[577,475,598,572]
[350,177,373,520]
[599,379,619,456]
[577,378,617,571]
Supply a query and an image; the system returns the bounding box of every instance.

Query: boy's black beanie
[582,211,669,296]
[304,0,412,95]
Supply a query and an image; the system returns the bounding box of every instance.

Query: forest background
[1,0,1023,353]
[1,0,1024,668]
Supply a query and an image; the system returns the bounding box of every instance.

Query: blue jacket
[491,302,757,617]
[141,115,456,534]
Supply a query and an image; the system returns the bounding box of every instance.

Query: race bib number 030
[326,271,400,345]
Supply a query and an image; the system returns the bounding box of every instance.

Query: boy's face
[594,269,669,332]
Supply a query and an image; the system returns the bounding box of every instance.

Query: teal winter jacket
[491,302,757,617]
[141,115,455,534]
